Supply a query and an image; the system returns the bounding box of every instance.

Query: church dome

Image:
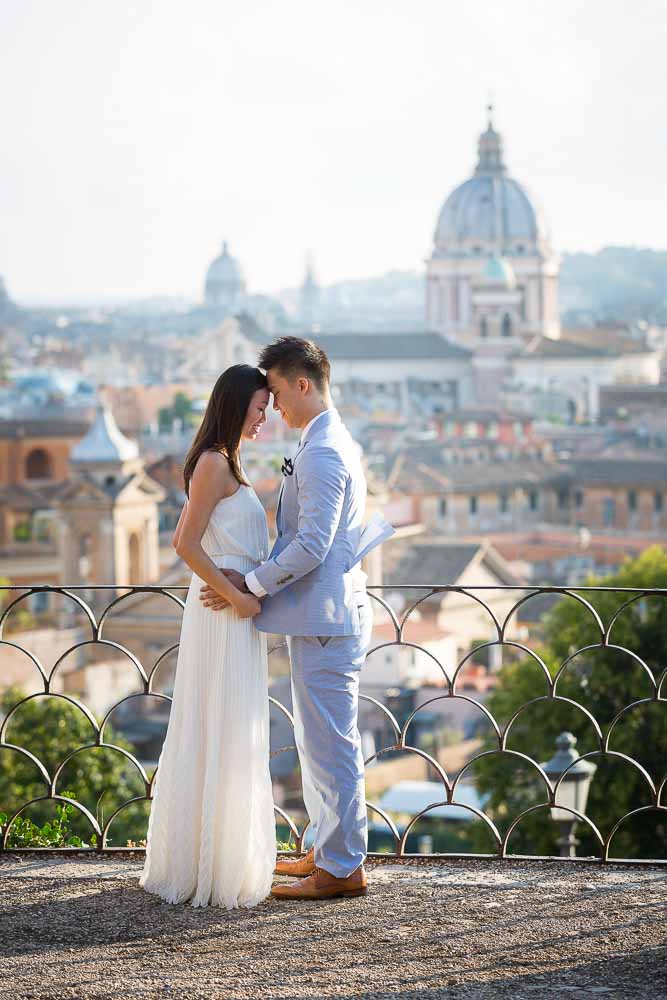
[204,241,246,306]
[433,111,549,253]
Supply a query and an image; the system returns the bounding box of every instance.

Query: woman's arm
[174,452,260,619]
[171,500,188,551]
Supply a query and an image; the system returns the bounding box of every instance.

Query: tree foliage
[472,546,667,859]
[158,392,198,432]
[0,685,148,846]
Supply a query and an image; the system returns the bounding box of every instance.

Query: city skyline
[2,0,666,304]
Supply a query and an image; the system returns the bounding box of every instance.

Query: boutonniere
[281,457,294,477]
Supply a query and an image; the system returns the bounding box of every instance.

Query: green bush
[0,790,95,848]
[0,686,147,847]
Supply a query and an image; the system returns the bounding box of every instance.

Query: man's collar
[299,407,338,446]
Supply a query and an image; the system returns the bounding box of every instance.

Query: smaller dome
[71,404,139,464]
[205,241,246,306]
[483,255,516,289]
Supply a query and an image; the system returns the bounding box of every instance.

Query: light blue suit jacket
[253,409,367,637]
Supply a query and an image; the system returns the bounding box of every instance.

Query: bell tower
[57,404,164,590]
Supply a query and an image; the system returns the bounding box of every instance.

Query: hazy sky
[2,0,666,303]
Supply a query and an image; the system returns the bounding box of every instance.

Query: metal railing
[0,583,665,864]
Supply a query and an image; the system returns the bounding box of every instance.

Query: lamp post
[541,732,597,858]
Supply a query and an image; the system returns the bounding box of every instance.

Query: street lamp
[541,732,597,858]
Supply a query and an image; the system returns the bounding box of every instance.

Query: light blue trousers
[288,596,373,878]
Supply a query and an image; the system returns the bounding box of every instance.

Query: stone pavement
[0,854,665,999]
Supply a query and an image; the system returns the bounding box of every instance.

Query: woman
[139,364,276,909]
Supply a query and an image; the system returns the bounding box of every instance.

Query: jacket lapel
[275,480,285,530]
[275,410,341,528]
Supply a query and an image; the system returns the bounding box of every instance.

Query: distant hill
[278,270,425,332]
[302,248,667,328]
[319,270,424,310]
[560,247,667,325]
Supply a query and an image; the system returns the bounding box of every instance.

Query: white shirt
[245,409,334,598]
[297,408,332,445]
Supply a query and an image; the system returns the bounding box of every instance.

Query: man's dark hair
[258,336,330,390]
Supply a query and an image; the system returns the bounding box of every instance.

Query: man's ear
[298,376,310,395]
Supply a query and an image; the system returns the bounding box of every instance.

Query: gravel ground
[0,854,665,1000]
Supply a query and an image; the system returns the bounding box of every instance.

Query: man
[201,336,373,900]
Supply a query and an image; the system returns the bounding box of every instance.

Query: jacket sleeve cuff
[245,570,267,598]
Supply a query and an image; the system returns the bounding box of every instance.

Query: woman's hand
[233,592,262,619]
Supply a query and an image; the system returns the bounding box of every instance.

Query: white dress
[139,480,276,908]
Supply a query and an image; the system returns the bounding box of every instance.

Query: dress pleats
[139,483,276,908]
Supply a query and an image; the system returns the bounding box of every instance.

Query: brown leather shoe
[274,847,315,877]
[271,865,368,900]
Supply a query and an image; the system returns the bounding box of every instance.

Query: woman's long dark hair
[182,364,268,497]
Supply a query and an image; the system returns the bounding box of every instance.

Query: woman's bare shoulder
[191,450,235,491]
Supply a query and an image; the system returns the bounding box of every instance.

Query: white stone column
[459,278,470,326]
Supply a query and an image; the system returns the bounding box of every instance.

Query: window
[655,492,664,512]
[469,495,478,515]
[488,421,499,439]
[502,314,512,337]
[529,490,539,511]
[557,489,569,510]
[465,421,478,439]
[13,518,32,542]
[439,498,447,517]
[479,316,488,338]
[603,497,616,526]
[628,490,637,512]
[25,448,53,480]
[499,492,509,513]
[575,489,584,509]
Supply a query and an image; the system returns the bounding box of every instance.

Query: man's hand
[199,569,246,611]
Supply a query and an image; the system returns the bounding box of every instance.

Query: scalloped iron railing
[0,583,665,864]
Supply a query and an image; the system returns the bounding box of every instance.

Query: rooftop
[519,330,654,360]
[567,457,667,486]
[382,537,519,591]
[518,337,614,360]
[315,332,473,361]
[0,417,89,439]
[2,854,664,998]
[70,405,139,464]
[386,451,569,494]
